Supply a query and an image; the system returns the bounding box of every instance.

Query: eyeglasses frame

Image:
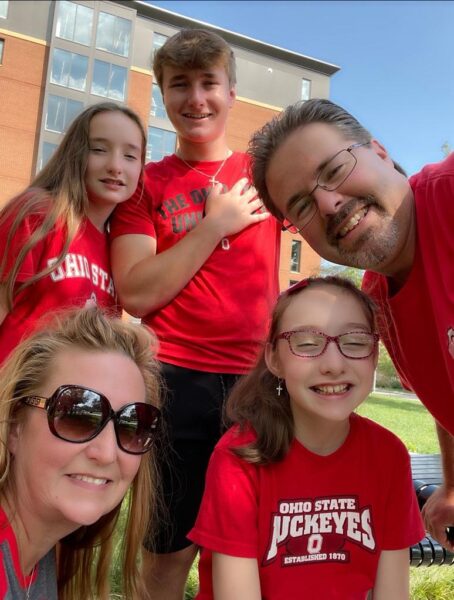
[275,329,379,359]
[282,142,369,234]
[21,384,160,455]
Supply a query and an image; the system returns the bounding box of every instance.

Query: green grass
[185,555,199,599]
[357,392,439,453]
[410,567,454,599]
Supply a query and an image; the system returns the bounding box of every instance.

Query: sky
[146,0,454,176]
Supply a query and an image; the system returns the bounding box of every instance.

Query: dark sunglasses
[21,385,160,455]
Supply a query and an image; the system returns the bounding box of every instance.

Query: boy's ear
[228,86,236,108]
[265,342,282,377]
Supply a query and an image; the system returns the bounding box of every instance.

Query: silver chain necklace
[25,564,36,600]
[177,151,232,250]
[177,152,231,186]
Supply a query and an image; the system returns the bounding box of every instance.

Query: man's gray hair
[248,99,373,218]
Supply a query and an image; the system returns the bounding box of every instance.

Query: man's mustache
[326,196,377,243]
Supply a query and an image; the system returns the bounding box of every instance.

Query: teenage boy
[248,98,454,551]
[110,29,280,599]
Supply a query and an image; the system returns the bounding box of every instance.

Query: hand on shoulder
[204,178,269,238]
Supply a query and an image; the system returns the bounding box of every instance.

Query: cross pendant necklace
[178,151,232,250]
[177,151,231,187]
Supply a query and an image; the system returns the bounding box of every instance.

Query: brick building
[0,0,340,287]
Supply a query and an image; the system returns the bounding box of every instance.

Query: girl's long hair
[0,102,146,311]
[0,307,162,599]
[226,276,378,465]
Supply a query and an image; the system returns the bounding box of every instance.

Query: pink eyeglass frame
[275,329,379,359]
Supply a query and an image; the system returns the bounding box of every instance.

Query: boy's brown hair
[153,28,237,91]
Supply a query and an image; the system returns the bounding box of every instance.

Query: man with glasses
[249,98,454,550]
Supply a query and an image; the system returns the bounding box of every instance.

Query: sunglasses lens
[116,403,159,454]
[52,387,106,442]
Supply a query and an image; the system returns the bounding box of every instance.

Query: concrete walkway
[373,387,418,400]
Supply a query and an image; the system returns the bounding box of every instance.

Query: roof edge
[115,1,340,76]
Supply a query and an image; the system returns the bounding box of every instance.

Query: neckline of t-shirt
[82,216,107,239]
[291,413,359,462]
[384,238,422,307]
[174,151,237,168]
[0,505,39,587]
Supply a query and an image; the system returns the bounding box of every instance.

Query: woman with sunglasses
[0,306,161,600]
[189,276,424,600]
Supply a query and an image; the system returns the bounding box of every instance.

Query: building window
[290,240,301,272]
[96,12,131,57]
[45,94,84,133]
[40,142,58,170]
[153,32,167,56]
[147,127,176,162]
[151,84,167,119]
[56,1,93,46]
[50,48,88,91]
[91,59,127,101]
[0,1,8,19]
[0,39,4,64]
[301,78,311,102]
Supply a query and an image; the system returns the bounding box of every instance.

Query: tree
[441,141,451,158]
[319,262,364,287]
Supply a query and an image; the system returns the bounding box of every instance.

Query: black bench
[410,454,454,566]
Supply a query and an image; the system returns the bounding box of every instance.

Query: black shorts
[145,362,239,553]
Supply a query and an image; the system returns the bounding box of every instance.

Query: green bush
[376,342,403,390]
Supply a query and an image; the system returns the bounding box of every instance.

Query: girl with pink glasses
[190,276,424,600]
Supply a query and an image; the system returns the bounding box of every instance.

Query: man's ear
[370,138,394,166]
[265,342,282,377]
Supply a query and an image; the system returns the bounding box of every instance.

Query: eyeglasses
[282,143,368,234]
[21,385,160,455]
[276,329,378,359]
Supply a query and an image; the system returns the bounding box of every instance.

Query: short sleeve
[109,173,157,240]
[189,446,260,558]
[381,437,425,549]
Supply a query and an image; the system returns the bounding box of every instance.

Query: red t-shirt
[189,415,424,600]
[0,212,118,364]
[363,153,454,434]
[110,152,281,374]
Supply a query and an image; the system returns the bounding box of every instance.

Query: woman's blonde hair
[226,276,378,465]
[0,102,146,311]
[0,307,162,600]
